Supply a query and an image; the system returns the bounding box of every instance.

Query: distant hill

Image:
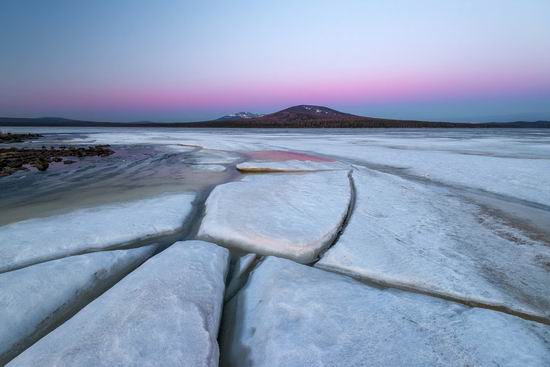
[1,105,549,128]
[0,117,99,126]
[183,105,550,128]
[0,117,154,127]
[268,105,358,120]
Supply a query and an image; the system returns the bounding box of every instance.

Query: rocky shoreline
[0,145,115,177]
[0,132,42,144]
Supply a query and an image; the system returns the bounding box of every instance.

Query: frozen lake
[1,127,549,366]
[3,127,550,233]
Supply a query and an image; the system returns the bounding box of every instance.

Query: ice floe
[191,164,227,172]
[0,193,196,273]
[197,171,352,263]
[9,240,229,367]
[0,246,156,365]
[236,159,348,172]
[221,257,550,367]
[244,150,334,162]
[187,149,241,165]
[317,168,550,322]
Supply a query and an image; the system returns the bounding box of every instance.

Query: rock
[63,159,75,165]
[317,169,550,323]
[197,171,352,263]
[0,246,156,365]
[33,158,49,171]
[0,144,114,177]
[9,241,229,367]
[7,160,23,169]
[0,133,41,144]
[221,256,550,367]
[0,167,16,177]
[0,193,196,272]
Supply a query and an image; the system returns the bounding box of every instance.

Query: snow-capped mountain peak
[216,112,265,121]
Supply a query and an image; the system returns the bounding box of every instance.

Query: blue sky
[1,0,549,122]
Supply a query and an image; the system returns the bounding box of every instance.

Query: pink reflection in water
[244,150,334,162]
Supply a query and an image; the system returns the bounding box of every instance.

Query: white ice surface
[198,171,352,263]
[259,133,550,207]
[317,169,550,322]
[323,141,550,206]
[0,193,196,272]
[61,129,550,206]
[221,257,550,367]
[9,241,229,367]
[0,246,156,364]
[186,149,241,164]
[236,160,348,172]
[191,164,227,172]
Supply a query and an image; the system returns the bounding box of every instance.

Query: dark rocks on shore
[0,145,115,177]
[0,132,42,144]
[35,158,49,171]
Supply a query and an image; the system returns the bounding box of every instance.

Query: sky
[1,0,549,122]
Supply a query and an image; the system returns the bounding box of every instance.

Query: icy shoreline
[0,128,548,365]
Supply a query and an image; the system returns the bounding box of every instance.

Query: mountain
[216,112,265,121]
[264,105,358,121]
[185,105,550,128]
[192,105,455,128]
[1,106,549,128]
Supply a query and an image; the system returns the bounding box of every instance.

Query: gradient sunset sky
[1,0,549,122]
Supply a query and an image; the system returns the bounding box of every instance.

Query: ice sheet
[0,246,156,364]
[221,257,550,367]
[9,241,229,367]
[236,160,348,172]
[0,193,196,272]
[317,169,550,322]
[198,171,352,263]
